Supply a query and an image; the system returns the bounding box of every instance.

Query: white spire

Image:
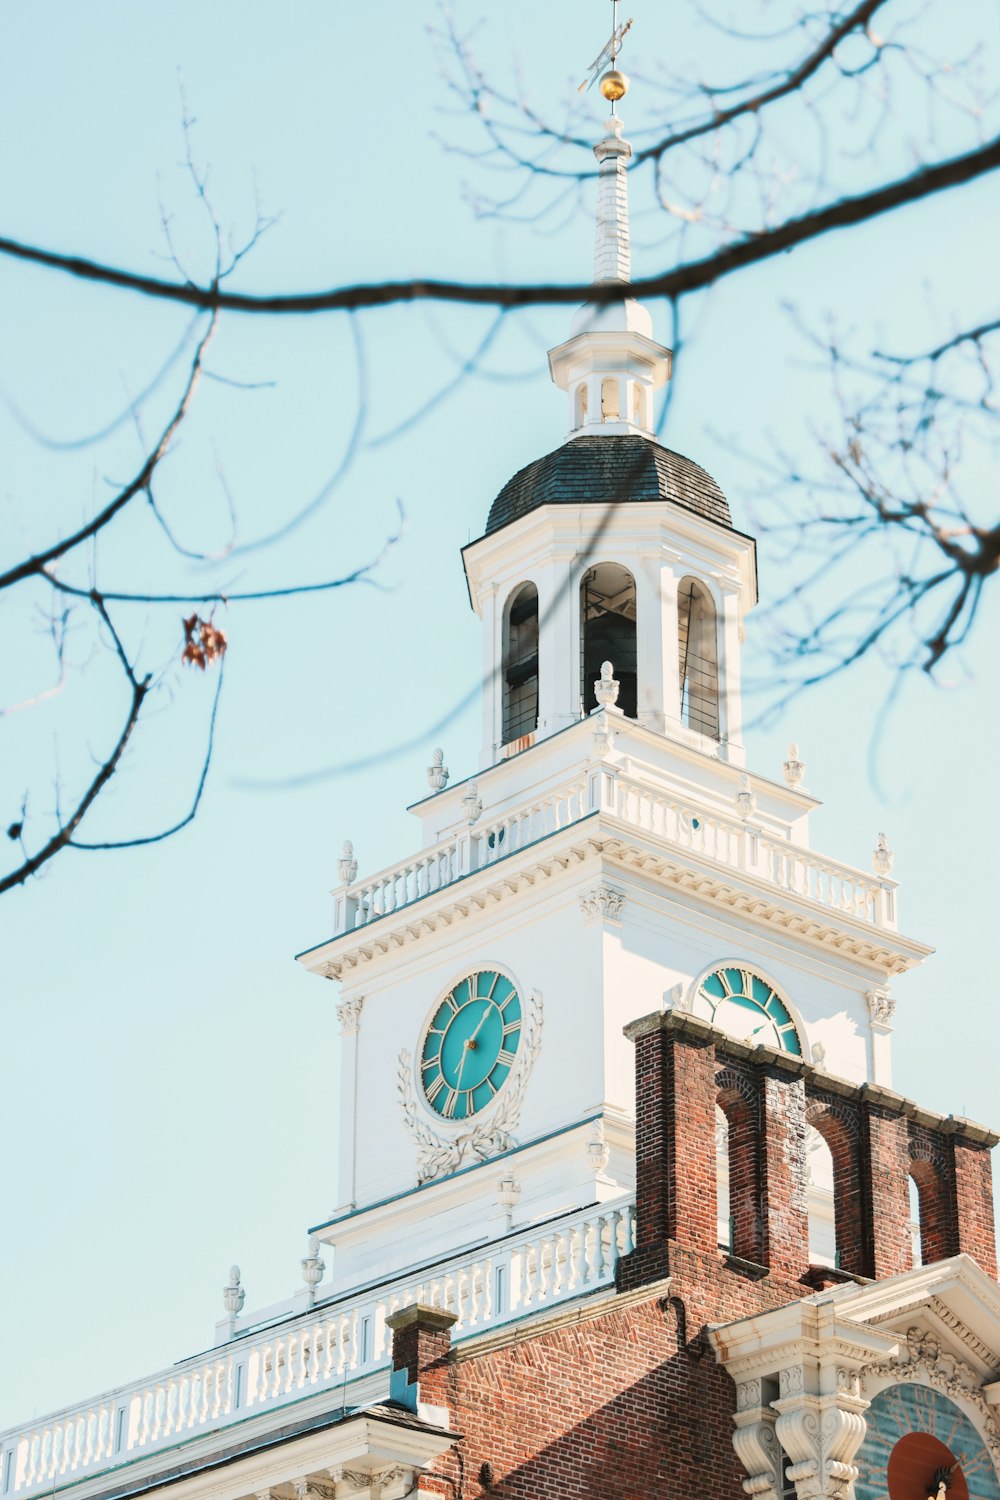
[547,109,672,442]
[593,116,632,283]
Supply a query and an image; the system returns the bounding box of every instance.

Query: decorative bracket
[337,996,365,1035]
[579,884,625,924]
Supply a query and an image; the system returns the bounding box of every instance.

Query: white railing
[335,777,589,935]
[1,1200,634,1500]
[605,772,893,930]
[330,763,896,940]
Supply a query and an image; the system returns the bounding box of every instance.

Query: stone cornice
[306,818,928,983]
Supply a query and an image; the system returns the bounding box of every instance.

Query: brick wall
[385,1009,996,1500]
[394,1249,811,1500]
[623,1010,997,1287]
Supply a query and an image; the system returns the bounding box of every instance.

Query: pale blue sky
[0,0,997,1427]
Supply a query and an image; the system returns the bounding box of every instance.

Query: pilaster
[336,994,365,1209]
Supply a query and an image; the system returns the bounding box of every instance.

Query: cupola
[462,78,757,770]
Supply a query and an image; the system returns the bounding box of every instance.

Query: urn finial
[427,747,449,792]
[338,840,358,885]
[594,661,620,710]
[872,832,894,876]
[462,781,483,826]
[736,772,757,820]
[301,1237,325,1295]
[223,1265,245,1317]
[782,742,805,789]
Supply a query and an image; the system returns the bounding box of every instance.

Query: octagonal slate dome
[486,434,732,535]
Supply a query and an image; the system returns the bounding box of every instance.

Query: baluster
[621,1204,636,1257]
[172,1375,186,1434]
[567,1223,582,1290]
[254,1345,270,1405]
[40,1430,54,1483]
[481,1258,494,1323]
[454,1268,468,1331]
[593,1215,607,1280]
[607,1209,622,1272]
[523,1243,538,1305]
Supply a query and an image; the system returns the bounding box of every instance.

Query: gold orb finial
[599,69,629,102]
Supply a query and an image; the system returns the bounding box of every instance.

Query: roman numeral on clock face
[497,1048,517,1069]
[425,1074,446,1104]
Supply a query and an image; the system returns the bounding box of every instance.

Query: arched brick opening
[806,1101,865,1275]
[716,1069,759,1263]
[909,1143,953,1265]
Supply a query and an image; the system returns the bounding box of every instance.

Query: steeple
[548,87,672,439]
[593,115,632,283]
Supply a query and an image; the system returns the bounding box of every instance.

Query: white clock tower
[296,106,929,1297]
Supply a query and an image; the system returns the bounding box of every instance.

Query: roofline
[461,495,759,606]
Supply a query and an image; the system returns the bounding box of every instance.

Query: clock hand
[456,1003,492,1093]
[468,1003,494,1046]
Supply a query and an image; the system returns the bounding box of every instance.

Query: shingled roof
[485,434,732,535]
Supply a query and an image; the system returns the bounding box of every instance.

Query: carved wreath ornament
[397,989,543,1184]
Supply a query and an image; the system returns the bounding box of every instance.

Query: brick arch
[716,1068,760,1263]
[805,1099,865,1274]
[908,1138,953,1265]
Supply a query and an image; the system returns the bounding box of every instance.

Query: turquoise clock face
[694,966,802,1054]
[420,971,522,1121]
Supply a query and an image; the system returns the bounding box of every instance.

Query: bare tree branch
[0,133,997,316]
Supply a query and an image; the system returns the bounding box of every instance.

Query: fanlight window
[502,582,539,744]
[580,563,637,718]
[693,967,802,1055]
[677,576,720,738]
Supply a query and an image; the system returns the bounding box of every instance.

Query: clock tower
[6,42,998,1500]
[295,101,929,1296]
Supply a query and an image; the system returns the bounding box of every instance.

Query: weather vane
[578,0,634,108]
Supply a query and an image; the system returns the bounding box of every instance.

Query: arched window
[575,382,588,427]
[908,1176,923,1268]
[600,376,620,420]
[677,576,720,738]
[909,1151,950,1266]
[502,583,539,744]
[806,1125,837,1268]
[716,1075,759,1262]
[805,1103,865,1275]
[580,563,637,718]
[631,382,648,429]
[716,1104,731,1251]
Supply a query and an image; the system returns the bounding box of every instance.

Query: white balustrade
[0,1199,635,1500]
[330,761,897,940]
[604,772,895,933]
